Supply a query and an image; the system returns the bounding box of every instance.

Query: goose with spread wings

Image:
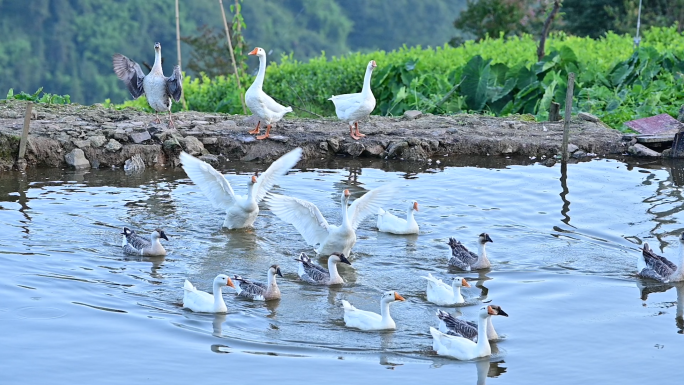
[112,42,182,128]
[266,186,394,257]
[179,148,302,229]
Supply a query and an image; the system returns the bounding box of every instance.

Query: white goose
[436,306,508,341]
[422,273,470,306]
[430,305,507,360]
[448,233,493,271]
[183,274,236,313]
[121,227,168,256]
[637,234,684,283]
[329,60,377,140]
[295,252,351,285]
[233,265,283,301]
[245,47,293,140]
[341,291,405,331]
[377,201,419,235]
[179,148,302,229]
[113,42,183,128]
[266,186,394,257]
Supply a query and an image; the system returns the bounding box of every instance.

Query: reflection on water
[3,156,684,384]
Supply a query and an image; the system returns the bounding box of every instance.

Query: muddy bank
[0,100,629,171]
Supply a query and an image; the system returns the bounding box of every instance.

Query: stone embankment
[0,100,629,171]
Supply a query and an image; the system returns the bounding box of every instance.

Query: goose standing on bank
[267,186,395,257]
[436,306,507,341]
[179,148,302,229]
[430,305,508,360]
[422,273,470,306]
[294,252,351,285]
[112,42,183,128]
[329,60,377,140]
[245,47,293,140]
[377,201,419,235]
[448,233,493,271]
[341,291,405,331]
[233,265,283,301]
[183,274,236,313]
[637,234,684,283]
[121,227,168,256]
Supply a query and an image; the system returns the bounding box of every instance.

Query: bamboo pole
[175,0,187,110]
[18,102,32,160]
[219,0,247,114]
[561,73,576,162]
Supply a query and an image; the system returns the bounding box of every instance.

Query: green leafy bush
[111,26,684,130]
[6,88,71,105]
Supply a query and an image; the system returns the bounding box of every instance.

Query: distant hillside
[0,0,465,104]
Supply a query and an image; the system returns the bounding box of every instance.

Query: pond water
[1,155,683,384]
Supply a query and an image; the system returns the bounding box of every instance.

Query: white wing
[180,151,236,209]
[253,148,302,203]
[348,185,395,230]
[266,193,330,246]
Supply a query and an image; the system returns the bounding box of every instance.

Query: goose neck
[152,49,163,74]
[361,66,374,96]
[379,299,392,323]
[253,54,266,89]
[212,282,225,308]
[340,195,351,227]
[476,315,491,355]
[328,258,341,281]
[478,242,487,259]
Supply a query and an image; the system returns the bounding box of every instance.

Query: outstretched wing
[180,151,236,209]
[166,65,183,102]
[347,185,395,230]
[266,193,329,246]
[112,54,145,98]
[253,148,302,203]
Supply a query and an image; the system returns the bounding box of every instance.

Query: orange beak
[461,278,470,288]
[248,48,259,55]
[251,175,258,183]
[226,278,236,289]
[394,292,405,301]
[344,189,350,197]
[371,60,377,68]
[413,201,419,211]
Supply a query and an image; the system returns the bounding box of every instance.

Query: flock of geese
[113,43,376,141]
[114,43,684,361]
[120,146,510,360]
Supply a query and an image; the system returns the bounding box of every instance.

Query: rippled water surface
[1,156,683,384]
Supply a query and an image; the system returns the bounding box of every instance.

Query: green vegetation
[114,26,682,131]
[6,88,71,105]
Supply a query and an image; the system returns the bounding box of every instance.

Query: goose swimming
[233,265,283,301]
[121,227,168,256]
[112,42,183,128]
[179,148,302,229]
[422,273,470,306]
[341,291,405,331]
[267,186,394,257]
[376,201,419,235]
[183,274,236,313]
[436,305,507,341]
[448,233,493,271]
[294,252,351,285]
[430,305,508,360]
[637,235,684,283]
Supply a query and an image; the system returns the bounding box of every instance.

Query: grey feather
[447,237,478,270]
[437,309,478,341]
[165,65,183,102]
[295,253,330,284]
[112,54,145,98]
[638,267,668,282]
[122,227,151,254]
[233,275,267,300]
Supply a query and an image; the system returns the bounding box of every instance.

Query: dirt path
[0,100,628,171]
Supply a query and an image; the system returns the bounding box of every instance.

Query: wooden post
[562,73,576,162]
[549,102,561,121]
[18,102,32,160]
[175,0,187,110]
[219,0,247,114]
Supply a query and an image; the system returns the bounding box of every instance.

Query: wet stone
[72,139,91,149]
[64,148,90,169]
[105,138,122,152]
[567,144,579,153]
[129,131,152,144]
[327,138,340,152]
[181,136,205,156]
